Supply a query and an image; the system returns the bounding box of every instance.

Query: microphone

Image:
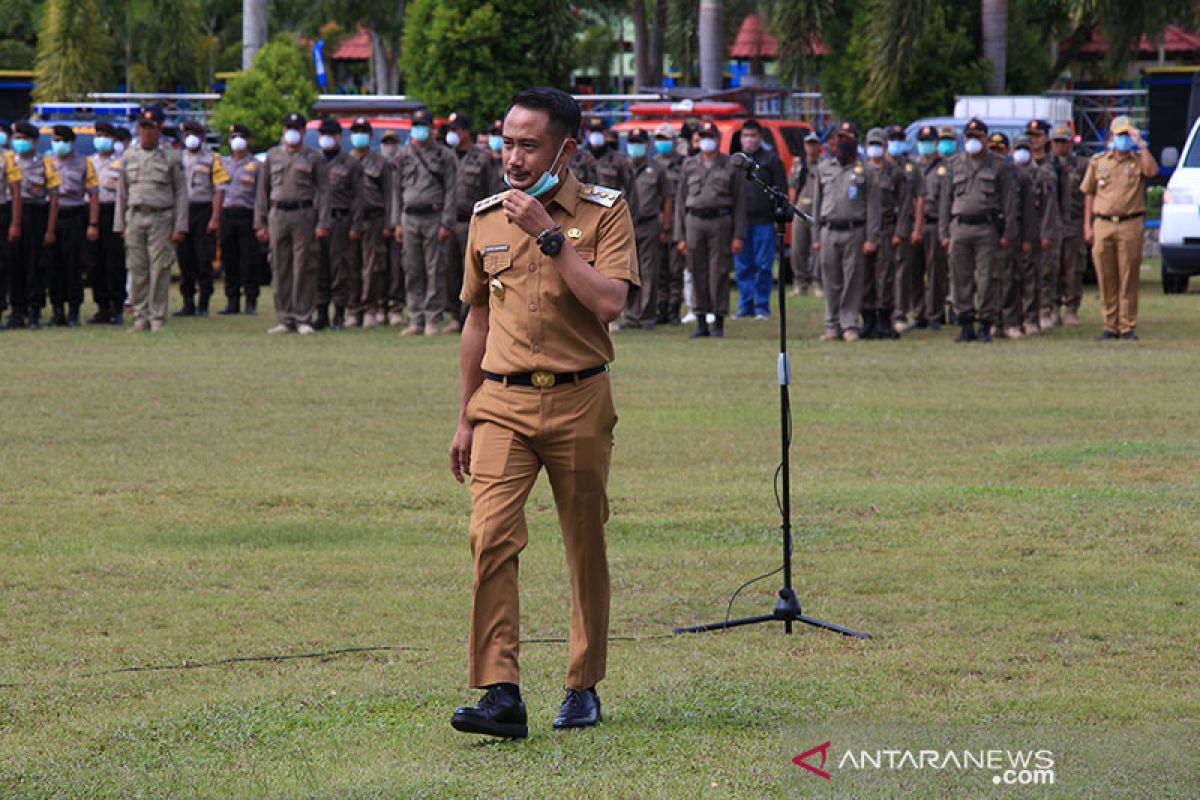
[730,151,760,172]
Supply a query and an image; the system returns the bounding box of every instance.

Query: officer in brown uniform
[567,124,599,186]
[673,121,745,338]
[447,87,638,739]
[652,123,686,324]
[254,111,331,335]
[380,129,406,325]
[811,121,880,341]
[787,132,823,298]
[174,121,227,317]
[912,125,949,329]
[218,123,264,316]
[486,119,507,192]
[1001,134,1039,339]
[88,122,126,324]
[861,127,903,339]
[1052,124,1089,325]
[1025,119,1066,331]
[1080,116,1157,340]
[346,117,397,331]
[885,124,923,334]
[444,111,499,333]
[395,108,457,336]
[313,117,364,330]
[939,118,1018,343]
[9,120,59,329]
[114,107,189,333]
[0,121,21,326]
[619,127,672,329]
[583,117,638,215]
[49,125,99,327]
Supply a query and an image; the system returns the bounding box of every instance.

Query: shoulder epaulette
[473,190,510,216]
[582,184,622,207]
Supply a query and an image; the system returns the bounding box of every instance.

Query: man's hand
[731,237,744,254]
[87,224,99,242]
[658,229,670,245]
[940,238,950,250]
[502,189,555,237]
[256,227,269,243]
[348,229,361,242]
[170,230,186,244]
[315,227,330,240]
[1084,226,1094,246]
[449,422,474,484]
[1041,237,1053,251]
[1021,240,1033,255]
[811,241,821,252]
[7,225,18,243]
[676,240,687,255]
[891,234,903,247]
[910,231,922,246]
[43,229,56,246]
[998,236,1010,251]
[382,226,393,240]
[207,218,219,235]
[437,225,450,242]
[863,241,877,255]
[394,226,404,244]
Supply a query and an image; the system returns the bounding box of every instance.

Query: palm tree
[981,0,1007,93]
[698,0,723,89]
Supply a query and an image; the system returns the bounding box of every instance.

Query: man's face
[502,105,576,192]
[1052,139,1071,158]
[137,121,160,149]
[805,140,821,158]
[1030,131,1047,151]
[740,129,761,152]
[989,144,1008,158]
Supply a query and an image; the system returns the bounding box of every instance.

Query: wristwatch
[536,224,564,256]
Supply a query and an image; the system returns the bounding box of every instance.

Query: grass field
[1,269,1197,798]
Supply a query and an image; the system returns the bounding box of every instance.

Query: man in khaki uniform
[218,123,264,317]
[1001,134,1043,339]
[444,111,499,333]
[885,124,923,334]
[395,109,456,336]
[673,120,745,338]
[912,125,950,329]
[1026,119,1066,331]
[347,117,396,330]
[653,123,686,324]
[49,125,100,327]
[861,127,905,339]
[620,127,672,329]
[380,129,405,325]
[255,112,330,335]
[788,132,823,298]
[89,122,126,324]
[939,118,1018,343]
[1053,124,1090,325]
[448,87,638,739]
[175,121,227,317]
[812,121,880,342]
[313,117,363,330]
[1081,116,1157,340]
[115,107,188,332]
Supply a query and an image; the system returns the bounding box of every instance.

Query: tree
[981,0,1006,92]
[698,0,722,89]
[243,0,268,69]
[34,0,110,101]
[211,35,317,152]
[632,0,668,88]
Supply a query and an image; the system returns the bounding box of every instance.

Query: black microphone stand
[675,156,870,639]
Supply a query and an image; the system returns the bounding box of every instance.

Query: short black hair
[505,87,581,140]
[741,118,762,133]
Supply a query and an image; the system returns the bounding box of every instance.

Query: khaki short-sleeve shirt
[1080,150,1146,217]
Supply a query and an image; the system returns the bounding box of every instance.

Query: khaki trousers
[402,211,445,327]
[1091,217,1142,334]
[920,225,948,321]
[949,221,1001,324]
[1060,233,1086,313]
[125,208,175,325]
[685,214,732,316]
[625,218,663,324]
[466,373,616,691]
[819,225,865,334]
[269,206,318,326]
[349,213,388,315]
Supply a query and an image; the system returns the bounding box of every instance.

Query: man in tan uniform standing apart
[115,106,188,333]
[448,87,638,739]
[1081,116,1157,340]
[254,112,330,335]
[395,108,456,336]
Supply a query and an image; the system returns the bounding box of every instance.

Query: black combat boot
[877,308,898,339]
[669,301,682,325]
[711,315,725,338]
[244,297,257,316]
[654,302,670,325]
[332,305,345,330]
[219,298,240,315]
[314,304,329,331]
[955,313,976,342]
[51,305,68,327]
[67,304,81,327]
[976,319,993,343]
[196,293,211,317]
[173,299,196,317]
[690,317,710,338]
[860,309,877,340]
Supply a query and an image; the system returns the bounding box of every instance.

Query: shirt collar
[546,167,580,216]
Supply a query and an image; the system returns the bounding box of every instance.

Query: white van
[1160,119,1200,293]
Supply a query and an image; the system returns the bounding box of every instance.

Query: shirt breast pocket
[292,161,315,191]
[952,174,969,198]
[270,161,287,190]
[191,164,210,187]
[977,170,996,197]
[483,252,515,302]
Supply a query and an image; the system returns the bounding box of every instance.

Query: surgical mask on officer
[654,139,672,156]
[52,140,72,157]
[318,134,338,151]
[698,136,718,154]
[0,132,7,147]
[13,138,33,155]
[350,132,370,150]
[283,128,302,146]
[866,144,884,159]
[1013,148,1031,165]
[937,139,955,156]
[411,125,430,143]
[503,135,570,199]
[113,140,126,155]
[627,142,646,159]
[887,140,906,157]
[488,135,503,153]
[964,137,984,155]
[445,130,461,148]
[382,143,398,158]
[184,134,201,150]
[93,136,113,153]
[230,136,248,152]
[587,131,606,149]
[917,140,935,157]
[1112,133,1134,152]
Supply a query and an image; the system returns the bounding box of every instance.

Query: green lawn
[1,270,1197,798]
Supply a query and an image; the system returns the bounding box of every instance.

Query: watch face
[541,232,564,255]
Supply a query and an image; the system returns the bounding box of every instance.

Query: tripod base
[674,588,871,638]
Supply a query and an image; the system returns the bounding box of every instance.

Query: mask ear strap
[549,137,571,176]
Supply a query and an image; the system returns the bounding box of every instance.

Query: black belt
[822,219,864,231]
[405,204,442,216]
[484,365,607,388]
[330,207,352,218]
[1093,211,1144,223]
[222,206,253,217]
[924,214,938,224]
[687,207,732,219]
[274,200,313,211]
[954,213,994,226]
[882,215,897,225]
[366,207,387,219]
[189,200,213,209]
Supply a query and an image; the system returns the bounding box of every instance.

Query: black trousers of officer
[219,207,262,303]
[90,203,126,315]
[12,201,49,322]
[49,206,88,312]
[0,202,10,315]
[177,202,215,306]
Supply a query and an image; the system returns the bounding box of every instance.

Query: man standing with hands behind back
[448,87,638,740]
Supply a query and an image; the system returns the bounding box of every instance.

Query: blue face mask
[0,132,7,147]
[411,125,430,143]
[52,141,72,157]
[887,141,906,157]
[350,132,370,150]
[503,136,569,198]
[917,141,935,157]
[937,139,956,157]
[94,136,114,153]
[627,142,647,159]
[13,139,32,155]
[488,135,503,153]
[654,140,673,156]
[1113,133,1133,152]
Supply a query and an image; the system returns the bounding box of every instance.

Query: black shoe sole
[450,716,528,739]
[552,714,603,731]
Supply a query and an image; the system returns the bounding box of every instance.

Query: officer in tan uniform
[1025,119,1066,331]
[395,109,456,336]
[347,117,397,330]
[912,125,949,329]
[787,132,822,298]
[1052,124,1089,325]
[1000,134,1040,339]
[939,118,1018,343]
[619,127,672,329]
[49,124,99,327]
[448,87,638,740]
[380,129,406,325]
[811,121,880,342]
[218,123,264,316]
[1081,116,1157,340]
[673,120,745,338]
[254,112,331,335]
[313,117,363,330]
[861,127,905,339]
[174,121,227,317]
[88,122,126,324]
[444,111,499,333]
[583,117,638,215]
[653,123,686,324]
[886,124,923,334]
[114,107,189,333]
[0,121,21,326]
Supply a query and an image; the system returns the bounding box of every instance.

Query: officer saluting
[448,87,638,739]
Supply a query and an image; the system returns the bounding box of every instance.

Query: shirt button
[529,264,537,272]
[529,303,537,312]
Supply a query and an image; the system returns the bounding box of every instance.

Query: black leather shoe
[218,301,240,315]
[928,318,943,330]
[1096,330,1118,340]
[711,315,724,338]
[87,310,109,324]
[1120,331,1139,341]
[690,319,710,338]
[553,687,602,730]
[451,684,528,739]
[976,322,993,343]
[173,304,196,318]
[244,299,258,316]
